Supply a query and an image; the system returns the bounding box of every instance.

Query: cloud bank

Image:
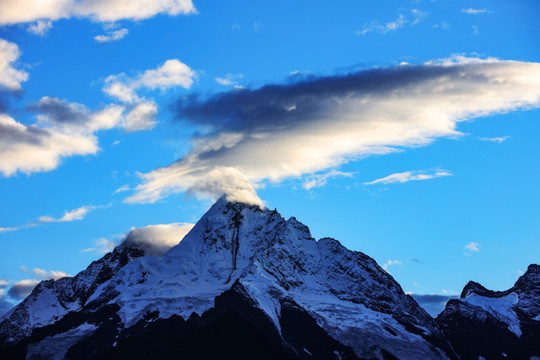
[0,0,195,25]
[122,222,194,256]
[411,294,457,317]
[125,57,540,205]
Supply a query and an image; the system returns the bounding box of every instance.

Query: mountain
[437,264,540,360]
[2,198,533,359]
[0,198,455,359]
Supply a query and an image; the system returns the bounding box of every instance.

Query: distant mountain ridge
[0,198,538,359]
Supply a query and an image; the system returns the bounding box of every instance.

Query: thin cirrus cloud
[37,204,106,223]
[364,169,452,185]
[124,57,540,206]
[479,136,510,143]
[0,204,106,234]
[0,39,29,91]
[462,8,493,15]
[356,9,427,35]
[215,73,244,88]
[303,170,354,190]
[26,20,53,35]
[94,28,129,43]
[465,242,481,252]
[0,0,196,26]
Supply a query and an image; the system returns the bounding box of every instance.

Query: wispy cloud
[479,136,510,143]
[1,204,107,234]
[365,169,452,185]
[126,57,540,206]
[382,259,402,271]
[465,242,481,252]
[357,9,427,35]
[303,170,354,190]
[94,28,128,43]
[38,204,107,223]
[113,184,131,194]
[0,226,21,233]
[82,237,117,255]
[27,20,53,35]
[215,73,244,88]
[462,8,493,15]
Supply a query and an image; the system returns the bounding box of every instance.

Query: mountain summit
[0,199,537,359]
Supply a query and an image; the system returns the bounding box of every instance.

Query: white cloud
[357,9,426,35]
[465,242,480,252]
[479,136,510,143]
[82,222,194,256]
[303,170,354,190]
[433,21,450,30]
[0,226,21,233]
[114,184,131,194]
[102,60,195,131]
[137,59,195,91]
[0,280,9,287]
[0,39,29,91]
[0,93,165,176]
[126,57,540,206]
[364,169,452,185]
[215,73,244,87]
[82,237,116,254]
[104,59,196,103]
[32,268,70,280]
[27,20,53,35]
[122,100,158,132]
[122,222,194,256]
[0,0,195,25]
[94,28,128,43]
[38,204,103,223]
[462,8,493,15]
[382,259,402,271]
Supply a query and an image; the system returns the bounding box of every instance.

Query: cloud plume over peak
[125,57,540,205]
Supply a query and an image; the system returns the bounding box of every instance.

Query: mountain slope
[2,198,457,359]
[437,264,540,359]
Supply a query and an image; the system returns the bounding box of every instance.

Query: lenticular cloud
[126,57,540,205]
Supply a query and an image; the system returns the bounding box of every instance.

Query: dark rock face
[437,264,540,360]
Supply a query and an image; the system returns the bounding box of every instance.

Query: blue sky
[1,0,539,314]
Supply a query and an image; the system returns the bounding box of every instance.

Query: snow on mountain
[0,198,462,358]
[0,244,145,345]
[437,264,540,359]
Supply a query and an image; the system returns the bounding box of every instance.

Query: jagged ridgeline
[1,198,538,359]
